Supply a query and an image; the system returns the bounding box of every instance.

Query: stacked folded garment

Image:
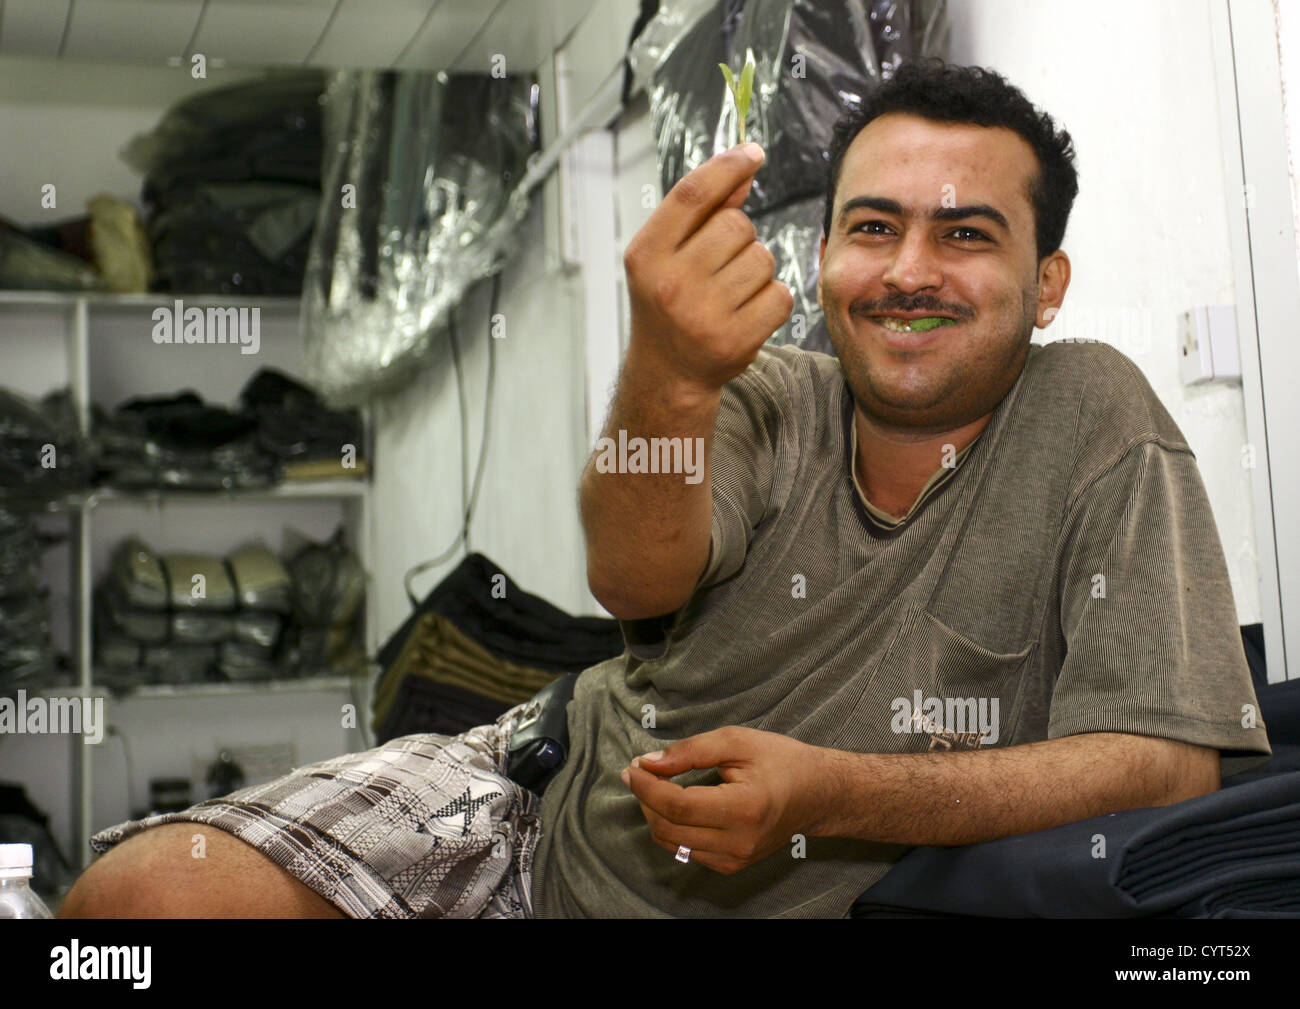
[0,507,58,691]
[91,369,364,491]
[372,553,626,742]
[123,72,324,297]
[0,387,93,497]
[238,369,366,481]
[95,537,295,688]
[851,764,1300,918]
[1244,622,1300,745]
[92,391,276,491]
[279,527,367,678]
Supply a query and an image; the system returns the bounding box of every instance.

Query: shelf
[34,671,375,700]
[111,674,370,699]
[0,480,369,512]
[0,290,300,311]
[92,481,369,502]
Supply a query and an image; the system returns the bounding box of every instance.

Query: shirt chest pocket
[832,604,1036,753]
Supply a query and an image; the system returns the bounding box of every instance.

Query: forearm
[809,732,1219,847]
[580,337,721,619]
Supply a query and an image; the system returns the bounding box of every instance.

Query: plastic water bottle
[0,843,54,918]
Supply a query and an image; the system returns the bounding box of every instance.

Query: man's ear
[1035,250,1070,328]
[817,234,827,306]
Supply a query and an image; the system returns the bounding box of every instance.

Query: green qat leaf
[738,48,755,124]
[907,317,956,332]
[719,49,757,145]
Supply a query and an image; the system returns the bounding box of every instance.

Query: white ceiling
[0,0,601,72]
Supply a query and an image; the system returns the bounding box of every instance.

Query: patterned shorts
[89,703,540,918]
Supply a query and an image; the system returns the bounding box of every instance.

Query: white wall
[940,0,1262,624]
[367,0,643,628]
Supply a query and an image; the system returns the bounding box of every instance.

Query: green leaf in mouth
[907,316,957,332]
[719,48,758,145]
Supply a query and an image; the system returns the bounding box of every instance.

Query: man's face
[818,112,1066,435]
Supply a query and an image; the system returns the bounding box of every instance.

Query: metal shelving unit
[2,290,378,869]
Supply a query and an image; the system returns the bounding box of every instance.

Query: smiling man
[63,60,1272,921]
[537,59,1271,916]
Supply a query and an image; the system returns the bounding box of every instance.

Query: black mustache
[852,300,972,319]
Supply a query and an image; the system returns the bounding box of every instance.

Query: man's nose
[881,232,943,293]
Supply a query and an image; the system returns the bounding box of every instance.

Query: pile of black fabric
[123,72,325,296]
[95,529,364,689]
[92,368,363,490]
[849,625,1300,919]
[0,507,59,692]
[372,553,626,741]
[239,369,366,478]
[92,391,275,491]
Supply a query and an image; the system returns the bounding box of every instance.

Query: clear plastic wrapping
[302,70,539,406]
[631,0,948,350]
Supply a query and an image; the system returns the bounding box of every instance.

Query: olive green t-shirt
[532,340,1272,918]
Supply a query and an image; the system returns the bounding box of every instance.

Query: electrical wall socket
[1179,304,1241,385]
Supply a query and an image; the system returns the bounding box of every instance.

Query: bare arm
[809,732,1222,846]
[623,728,1221,873]
[581,142,793,619]
[579,345,720,620]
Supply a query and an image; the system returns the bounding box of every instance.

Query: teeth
[873,316,954,332]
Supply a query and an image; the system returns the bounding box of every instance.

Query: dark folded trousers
[853,754,1300,919]
[379,552,625,673]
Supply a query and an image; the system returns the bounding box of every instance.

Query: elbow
[587,562,695,621]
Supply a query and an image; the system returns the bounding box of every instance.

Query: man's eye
[950,227,989,242]
[851,220,892,235]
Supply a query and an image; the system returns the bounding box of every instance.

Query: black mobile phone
[506,672,578,795]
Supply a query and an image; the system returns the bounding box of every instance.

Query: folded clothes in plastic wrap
[852,758,1300,919]
[0,507,57,690]
[106,538,168,611]
[162,553,237,611]
[238,369,364,468]
[170,609,236,644]
[283,527,366,675]
[227,540,293,613]
[217,640,279,681]
[0,388,93,496]
[231,609,282,650]
[123,71,325,297]
[93,391,280,492]
[99,587,168,643]
[141,643,218,685]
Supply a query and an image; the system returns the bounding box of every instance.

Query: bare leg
[58,822,346,918]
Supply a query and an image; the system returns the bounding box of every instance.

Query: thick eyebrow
[837,195,1010,234]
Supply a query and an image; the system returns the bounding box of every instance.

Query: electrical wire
[448,308,472,554]
[403,270,502,607]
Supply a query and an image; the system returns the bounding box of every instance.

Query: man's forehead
[839,113,1037,214]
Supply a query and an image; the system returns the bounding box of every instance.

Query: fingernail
[641,750,664,762]
[620,768,631,786]
[631,758,641,769]
[741,142,764,164]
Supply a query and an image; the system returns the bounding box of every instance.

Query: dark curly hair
[822,59,1079,261]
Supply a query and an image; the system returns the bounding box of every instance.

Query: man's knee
[59,822,346,918]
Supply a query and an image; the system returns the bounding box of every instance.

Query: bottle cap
[0,843,34,877]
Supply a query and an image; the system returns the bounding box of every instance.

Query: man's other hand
[620,725,834,874]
